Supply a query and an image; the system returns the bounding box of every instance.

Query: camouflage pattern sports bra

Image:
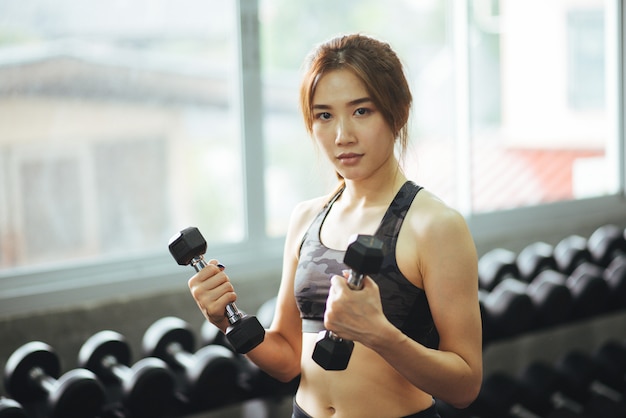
[294,181,439,349]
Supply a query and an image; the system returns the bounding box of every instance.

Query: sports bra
[294,181,439,349]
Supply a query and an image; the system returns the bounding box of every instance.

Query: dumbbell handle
[190,255,243,325]
[29,367,57,393]
[166,342,195,371]
[347,270,365,290]
[326,268,364,342]
[101,355,134,383]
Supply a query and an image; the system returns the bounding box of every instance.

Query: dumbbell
[78,330,177,418]
[478,280,535,343]
[312,234,384,371]
[588,224,626,268]
[202,296,277,351]
[591,339,626,393]
[3,341,105,418]
[469,372,546,418]
[516,241,558,283]
[518,361,590,417]
[142,316,242,410]
[168,226,265,354]
[555,350,626,417]
[554,235,593,276]
[604,255,626,310]
[0,398,27,418]
[478,248,519,291]
[492,275,573,331]
[534,268,609,321]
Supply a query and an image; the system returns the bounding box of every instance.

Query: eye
[315,112,332,121]
[354,107,371,116]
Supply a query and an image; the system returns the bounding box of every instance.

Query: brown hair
[299,34,412,154]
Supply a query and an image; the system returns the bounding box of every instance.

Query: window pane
[469,0,612,212]
[260,0,456,236]
[0,0,240,269]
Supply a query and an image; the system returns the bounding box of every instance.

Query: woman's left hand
[323,273,388,346]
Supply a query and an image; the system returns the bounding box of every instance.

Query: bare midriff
[295,332,433,418]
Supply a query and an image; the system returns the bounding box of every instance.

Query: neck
[342,166,407,208]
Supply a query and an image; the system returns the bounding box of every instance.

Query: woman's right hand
[188,259,238,333]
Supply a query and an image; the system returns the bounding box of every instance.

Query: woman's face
[311,69,396,182]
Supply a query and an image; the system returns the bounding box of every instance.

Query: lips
[337,152,364,165]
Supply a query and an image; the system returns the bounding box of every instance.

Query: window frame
[1,0,625,317]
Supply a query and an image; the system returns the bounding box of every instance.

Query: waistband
[302,319,325,333]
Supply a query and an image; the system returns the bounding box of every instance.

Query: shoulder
[406,188,476,258]
[411,189,468,232]
[283,192,335,258]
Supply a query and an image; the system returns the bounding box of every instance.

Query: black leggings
[292,399,441,418]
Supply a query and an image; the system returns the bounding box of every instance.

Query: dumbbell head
[4,342,60,403]
[588,224,626,267]
[554,234,592,275]
[4,341,105,418]
[516,241,557,282]
[78,330,131,384]
[593,340,626,390]
[312,330,355,371]
[142,316,195,368]
[344,234,384,275]
[0,397,27,418]
[123,357,177,417]
[478,248,519,291]
[168,226,207,266]
[226,315,265,354]
[181,345,240,409]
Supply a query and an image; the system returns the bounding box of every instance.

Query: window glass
[260,0,457,236]
[469,0,611,212]
[0,0,240,269]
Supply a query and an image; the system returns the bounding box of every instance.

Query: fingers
[324,275,381,339]
[188,261,237,331]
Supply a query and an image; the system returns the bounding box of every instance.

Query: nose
[335,117,355,145]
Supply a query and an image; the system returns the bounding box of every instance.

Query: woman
[188,33,482,418]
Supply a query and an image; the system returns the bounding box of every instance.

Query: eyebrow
[312,97,373,110]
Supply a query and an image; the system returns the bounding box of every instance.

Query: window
[0,0,242,270]
[469,0,612,211]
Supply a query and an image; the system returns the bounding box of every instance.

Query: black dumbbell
[469,372,547,418]
[0,398,27,418]
[605,255,626,310]
[312,234,384,371]
[591,339,626,393]
[516,241,558,283]
[3,341,105,418]
[518,361,590,417]
[478,247,519,291]
[494,275,574,331]
[588,224,626,268]
[142,316,242,410]
[168,226,265,354]
[78,330,177,418]
[202,296,276,351]
[478,280,535,343]
[535,268,609,321]
[554,235,593,276]
[555,350,626,417]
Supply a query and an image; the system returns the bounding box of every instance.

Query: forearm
[366,324,481,408]
[245,329,302,382]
